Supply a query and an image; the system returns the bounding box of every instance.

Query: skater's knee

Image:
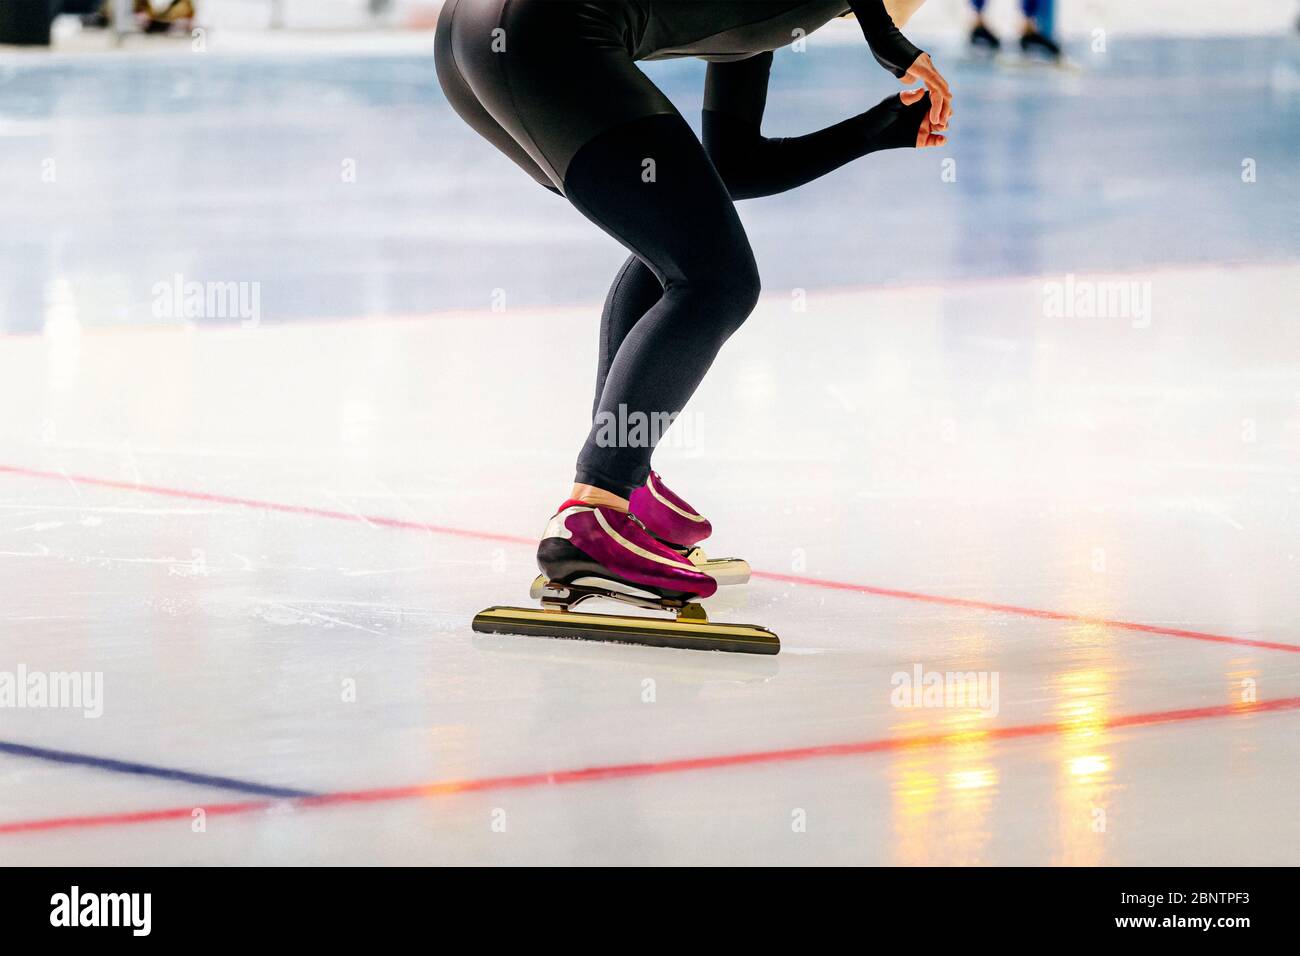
[674,258,761,332]
[743,264,759,316]
[731,259,762,316]
[711,260,761,331]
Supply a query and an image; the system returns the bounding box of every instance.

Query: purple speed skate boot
[471,500,778,655]
[628,472,751,585]
[535,498,717,603]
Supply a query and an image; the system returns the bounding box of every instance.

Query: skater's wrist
[846,0,924,77]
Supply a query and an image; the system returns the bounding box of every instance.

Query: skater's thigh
[563,113,758,292]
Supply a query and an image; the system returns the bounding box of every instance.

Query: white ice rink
[1,21,1298,865]
[1,261,1297,864]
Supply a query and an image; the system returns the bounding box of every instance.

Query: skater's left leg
[576,253,664,512]
[592,254,663,421]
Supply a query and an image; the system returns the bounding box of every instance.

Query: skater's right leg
[589,50,932,440]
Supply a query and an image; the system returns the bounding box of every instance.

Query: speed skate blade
[680,548,751,585]
[472,606,780,655]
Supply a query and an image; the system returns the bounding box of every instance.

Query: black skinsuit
[436,0,928,497]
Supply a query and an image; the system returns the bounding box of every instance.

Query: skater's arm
[846,0,922,76]
[702,54,936,201]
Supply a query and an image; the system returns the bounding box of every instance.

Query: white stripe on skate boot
[594,509,699,571]
[646,473,707,522]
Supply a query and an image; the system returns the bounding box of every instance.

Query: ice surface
[0,35,1297,864]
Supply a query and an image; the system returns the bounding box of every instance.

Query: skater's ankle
[568,483,630,513]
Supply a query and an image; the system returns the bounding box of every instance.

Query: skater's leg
[590,51,932,475]
[592,255,663,420]
[580,254,662,511]
[587,56,931,457]
[564,113,761,500]
[439,0,758,500]
[578,256,659,513]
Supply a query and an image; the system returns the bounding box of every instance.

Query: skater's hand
[900,53,951,131]
[901,88,947,147]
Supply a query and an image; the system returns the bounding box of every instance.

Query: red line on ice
[0,463,1293,654]
[748,570,1300,653]
[2,696,1297,837]
[0,463,532,545]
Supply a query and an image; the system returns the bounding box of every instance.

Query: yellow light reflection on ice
[888,666,999,866]
[1053,663,1115,864]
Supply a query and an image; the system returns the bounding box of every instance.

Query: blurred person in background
[969,0,1060,60]
[81,0,194,33]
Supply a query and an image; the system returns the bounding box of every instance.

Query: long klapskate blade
[472,606,779,655]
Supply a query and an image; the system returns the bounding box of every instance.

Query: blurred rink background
[0,2,1298,865]
[3,0,1299,327]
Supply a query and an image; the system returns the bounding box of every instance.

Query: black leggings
[436,0,927,498]
[569,114,761,495]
